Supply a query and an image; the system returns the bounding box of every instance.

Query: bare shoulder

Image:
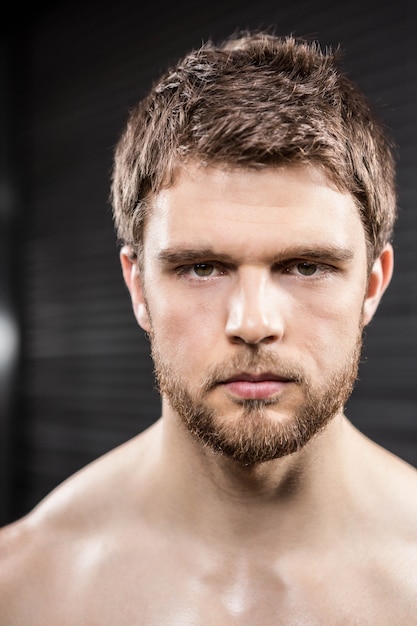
[361,434,417,532]
[374,447,417,610]
[369,436,417,514]
[351,425,417,566]
[0,516,33,621]
[348,421,417,505]
[0,510,64,624]
[0,425,159,624]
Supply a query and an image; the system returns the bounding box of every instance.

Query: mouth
[220,372,293,400]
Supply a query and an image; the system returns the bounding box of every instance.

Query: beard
[149,330,363,466]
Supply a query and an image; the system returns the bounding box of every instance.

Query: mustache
[200,348,306,393]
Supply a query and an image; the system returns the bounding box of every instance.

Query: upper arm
[0,519,53,625]
[0,522,29,621]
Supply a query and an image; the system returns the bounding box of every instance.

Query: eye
[295,262,318,276]
[283,261,327,277]
[192,263,216,277]
[174,261,228,281]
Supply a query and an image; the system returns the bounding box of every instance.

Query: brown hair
[111,30,397,263]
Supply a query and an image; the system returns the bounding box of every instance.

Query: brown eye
[193,264,215,277]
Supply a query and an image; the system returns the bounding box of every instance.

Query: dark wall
[2,0,416,523]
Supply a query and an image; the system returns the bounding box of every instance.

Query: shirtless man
[1,31,416,625]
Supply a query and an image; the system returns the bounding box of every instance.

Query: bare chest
[50,540,417,626]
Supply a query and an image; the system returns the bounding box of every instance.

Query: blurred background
[1,0,416,525]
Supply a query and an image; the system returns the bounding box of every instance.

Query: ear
[362,243,394,326]
[120,246,151,332]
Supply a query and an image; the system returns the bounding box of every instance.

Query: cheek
[148,295,224,371]
[293,293,364,368]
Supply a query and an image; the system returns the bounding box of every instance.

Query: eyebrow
[157,244,355,265]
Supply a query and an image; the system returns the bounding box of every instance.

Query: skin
[1,163,417,625]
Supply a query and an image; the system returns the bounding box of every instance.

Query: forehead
[144,163,365,257]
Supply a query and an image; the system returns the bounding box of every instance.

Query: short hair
[111,30,397,263]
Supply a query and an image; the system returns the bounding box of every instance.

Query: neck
[150,408,357,548]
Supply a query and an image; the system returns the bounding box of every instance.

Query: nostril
[228,330,281,346]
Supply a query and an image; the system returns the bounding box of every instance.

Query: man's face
[124,163,389,464]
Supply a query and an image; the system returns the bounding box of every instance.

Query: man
[1,30,416,625]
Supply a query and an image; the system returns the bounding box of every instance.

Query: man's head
[111,30,397,268]
[113,31,395,465]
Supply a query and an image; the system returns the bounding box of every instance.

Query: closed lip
[222,372,292,384]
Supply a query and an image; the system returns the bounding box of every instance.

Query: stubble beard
[149,329,363,466]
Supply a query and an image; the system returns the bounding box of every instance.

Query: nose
[225,269,285,345]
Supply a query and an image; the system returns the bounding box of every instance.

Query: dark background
[1,0,416,525]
